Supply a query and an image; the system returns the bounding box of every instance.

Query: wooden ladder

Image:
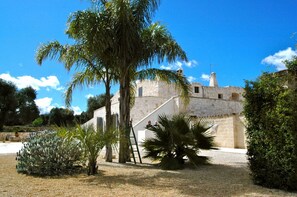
[129,125,142,164]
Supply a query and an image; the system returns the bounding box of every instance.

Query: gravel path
[200,148,248,167]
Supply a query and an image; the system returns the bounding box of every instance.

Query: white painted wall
[132,96,179,141]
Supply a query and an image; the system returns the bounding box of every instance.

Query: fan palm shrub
[57,125,118,175]
[143,114,215,170]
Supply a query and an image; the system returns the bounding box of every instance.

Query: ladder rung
[129,125,142,164]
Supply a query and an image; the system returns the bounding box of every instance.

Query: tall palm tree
[37,0,190,163]
[94,0,189,163]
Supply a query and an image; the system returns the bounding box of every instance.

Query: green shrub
[244,72,297,191]
[32,117,43,127]
[143,114,215,170]
[57,125,118,175]
[16,131,83,176]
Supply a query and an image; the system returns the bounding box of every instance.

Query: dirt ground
[0,151,296,197]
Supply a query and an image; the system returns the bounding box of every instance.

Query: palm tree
[37,0,190,163]
[36,40,117,162]
[143,114,215,170]
[92,0,188,163]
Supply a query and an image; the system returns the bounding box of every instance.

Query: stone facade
[84,72,246,149]
[203,114,246,148]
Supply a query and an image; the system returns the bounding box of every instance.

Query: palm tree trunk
[88,157,97,175]
[105,78,113,162]
[119,72,131,163]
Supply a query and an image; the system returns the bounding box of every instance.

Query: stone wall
[185,97,243,117]
[202,86,244,101]
[203,114,246,148]
[131,96,169,124]
[135,80,181,99]
[136,80,244,102]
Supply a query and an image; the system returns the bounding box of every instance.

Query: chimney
[209,72,218,87]
[176,69,183,76]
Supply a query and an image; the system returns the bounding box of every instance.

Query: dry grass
[0,154,296,197]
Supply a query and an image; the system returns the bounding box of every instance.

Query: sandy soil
[0,151,296,197]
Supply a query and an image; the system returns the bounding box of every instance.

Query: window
[231,93,239,101]
[194,86,199,93]
[138,87,143,97]
[218,94,223,99]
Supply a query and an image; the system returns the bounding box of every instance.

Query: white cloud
[201,74,210,81]
[184,60,198,68]
[0,73,64,91]
[34,97,56,114]
[85,94,94,99]
[35,97,82,115]
[71,106,82,115]
[261,47,297,71]
[187,76,196,82]
[160,59,198,70]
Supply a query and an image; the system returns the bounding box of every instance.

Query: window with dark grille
[194,86,199,93]
[218,94,223,99]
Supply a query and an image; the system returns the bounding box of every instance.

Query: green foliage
[244,72,297,191]
[32,117,43,127]
[49,107,74,126]
[16,87,40,125]
[284,56,297,72]
[16,131,83,176]
[0,79,18,130]
[0,80,40,128]
[57,125,118,175]
[74,112,89,124]
[143,114,215,170]
[86,94,113,119]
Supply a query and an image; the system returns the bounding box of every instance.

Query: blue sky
[1,0,297,115]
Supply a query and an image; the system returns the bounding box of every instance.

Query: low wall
[0,132,31,142]
[204,114,246,149]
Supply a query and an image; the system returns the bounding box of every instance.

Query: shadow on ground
[81,161,295,197]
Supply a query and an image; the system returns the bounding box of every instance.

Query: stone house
[84,71,246,150]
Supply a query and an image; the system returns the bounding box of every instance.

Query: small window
[194,86,199,93]
[231,93,239,101]
[138,87,143,97]
[218,94,223,99]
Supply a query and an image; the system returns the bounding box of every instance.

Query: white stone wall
[136,80,180,99]
[131,96,169,124]
[136,80,244,101]
[190,83,204,98]
[202,86,244,101]
[136,80,159,97]
[204,114,246,148]
[185,97,243,117]
[133,97,179,140]
[157,82,180,98]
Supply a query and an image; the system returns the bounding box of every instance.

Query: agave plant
[143,114,215,170]
[16,130,83,176]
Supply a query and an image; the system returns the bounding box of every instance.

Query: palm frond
[141,22,188,65]
[36,41,66,65]
[143,114,214,170]
[65,69,101,107]
[132,0,160,26]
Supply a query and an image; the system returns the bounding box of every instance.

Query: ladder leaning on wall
[129,123,142,164]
